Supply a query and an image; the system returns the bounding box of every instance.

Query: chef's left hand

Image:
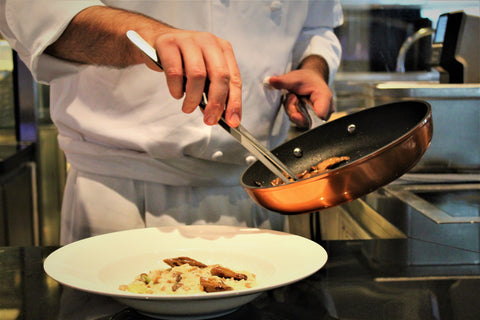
[267,55,334,129]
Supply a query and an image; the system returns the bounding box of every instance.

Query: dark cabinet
[0,143,36,246]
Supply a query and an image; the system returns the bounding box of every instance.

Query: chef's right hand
[43,5,242,128]
[144,29,242,128]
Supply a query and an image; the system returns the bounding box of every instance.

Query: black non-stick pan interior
[242,100,430,187]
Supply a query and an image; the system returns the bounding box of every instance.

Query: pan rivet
[347,124,356,134]
[293,147,303,158]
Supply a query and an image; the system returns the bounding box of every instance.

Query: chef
[0,0,343,244]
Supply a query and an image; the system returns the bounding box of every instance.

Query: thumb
[263,75,289,90]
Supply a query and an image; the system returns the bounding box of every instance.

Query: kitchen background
[0,0,479,247]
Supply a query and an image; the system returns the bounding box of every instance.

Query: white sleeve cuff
[291,0,343,86]
[293,28,343,87]
[1,0,104,83]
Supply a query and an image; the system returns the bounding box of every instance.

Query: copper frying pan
[240,100,433,214]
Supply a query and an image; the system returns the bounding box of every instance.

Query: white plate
[44,226,327,319]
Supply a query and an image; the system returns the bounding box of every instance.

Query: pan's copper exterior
[241,101,433,214]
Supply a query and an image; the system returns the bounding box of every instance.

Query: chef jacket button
[269,1,282,12]
[245,155,257,165]
[212,150,224,160]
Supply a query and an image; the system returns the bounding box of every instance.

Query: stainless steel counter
[336,81,480,173]
[361,181,480,267]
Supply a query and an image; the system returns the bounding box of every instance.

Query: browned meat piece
[270,176,285,186]
[313,156,350,172]
[171,282,183,291]
[270,172,295,186]
[200,277,233,293]
[270,156,350,186]
[163,257,207,268]
[210,265,248,280]
[171,274,183,292]
[174,273,182,282]
[297,169,313,180]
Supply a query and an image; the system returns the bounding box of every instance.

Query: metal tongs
[126,30,297,184]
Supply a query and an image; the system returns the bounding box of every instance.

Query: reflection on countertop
[2,239,480,320]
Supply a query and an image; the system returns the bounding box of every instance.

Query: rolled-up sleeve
[0,0,104,83]
[292,0,344,86]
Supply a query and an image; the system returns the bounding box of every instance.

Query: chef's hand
[45,6,242,128]
[267,55,334,129]
[142,29,242,128]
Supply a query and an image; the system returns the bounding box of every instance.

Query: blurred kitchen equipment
[396,27,435,73]
[361,182,480,266]
[364,83,479,174]
[338,11,480,174]
[327,10,480,268]
[429,11,480,83]
[335,7,432,73]
[335,10,479,112]
[241,100,432,214]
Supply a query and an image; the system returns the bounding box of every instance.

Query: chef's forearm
[298,55,330,85]
[45,5,170,67]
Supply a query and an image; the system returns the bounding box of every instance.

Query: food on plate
[270,156,350,186]
[164,256,207,268]
[119,256,257,294]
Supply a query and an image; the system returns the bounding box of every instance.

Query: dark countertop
[2,239,480,320]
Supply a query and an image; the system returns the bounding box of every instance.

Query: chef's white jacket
[0,0,343,242]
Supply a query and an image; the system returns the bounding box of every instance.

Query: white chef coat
[0,0,343,243]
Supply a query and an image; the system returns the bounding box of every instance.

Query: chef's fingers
[268,71,333,120]
[155,36,186,100]
[283,93,310,129]
[310,88,335,121]
[267,74,300,92]
[267,75,307,126]
[177,37,208,114]
[154,30,240,126]
[219,39,242,128]
[199,34,232,126]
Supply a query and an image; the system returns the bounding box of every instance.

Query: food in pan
[270,156,350,186]
[118,256,257,294]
